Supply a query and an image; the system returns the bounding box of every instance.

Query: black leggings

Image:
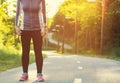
[21,30,43,73]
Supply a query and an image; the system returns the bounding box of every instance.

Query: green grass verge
[0,46,47,72]
[59,49,120,61]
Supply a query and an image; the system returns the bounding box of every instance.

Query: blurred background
[0,0,120,71]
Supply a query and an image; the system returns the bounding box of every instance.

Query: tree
[0,2,8,45]
[0,0,16,47]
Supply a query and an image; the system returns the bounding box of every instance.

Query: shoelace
[20,73,28,80]
[37,73,43,77]
[37,73,44,81]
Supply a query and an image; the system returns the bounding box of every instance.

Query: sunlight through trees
[51,0,120,55]
[0,0,120,56]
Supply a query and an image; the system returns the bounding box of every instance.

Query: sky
[46,0,64,18]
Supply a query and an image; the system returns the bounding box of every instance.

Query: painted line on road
[78,66,83,70]
[77,61,80,63]
[74,78,82,83]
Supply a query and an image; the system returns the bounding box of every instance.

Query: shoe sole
[19,79,28,81]
[38,80,44,82]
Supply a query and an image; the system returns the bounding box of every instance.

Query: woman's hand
[41,27,47,36]
[15,26,22,36]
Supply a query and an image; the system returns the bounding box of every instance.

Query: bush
[111,47,120,57]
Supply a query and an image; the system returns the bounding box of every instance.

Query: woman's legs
[32,30,43,73]
[21,31,31,73]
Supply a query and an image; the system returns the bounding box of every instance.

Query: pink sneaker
[37,73,44,82]
[19,73,28,81]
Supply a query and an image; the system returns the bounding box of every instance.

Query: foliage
[51,0,120,55]
[0,44,47,72]
[0,0,21,71]
[0,0,120,57]
[0,44,20,71]
[0,45,33,72]
[108,0,120,47]
[0,0,19,48]
[0,2,8,44]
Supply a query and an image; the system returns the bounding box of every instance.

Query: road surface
[0,51,120,83]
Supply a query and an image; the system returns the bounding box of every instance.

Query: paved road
[0,51,120,83]
[47,33,72,50]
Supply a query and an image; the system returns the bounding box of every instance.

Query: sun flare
[46,0,64,18]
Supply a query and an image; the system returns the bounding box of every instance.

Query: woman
[15,0,46,82]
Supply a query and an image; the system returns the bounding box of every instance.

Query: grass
[0,45,47,72]
[56,48,120,61]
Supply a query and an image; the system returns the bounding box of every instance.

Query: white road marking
[74,78,82,83]
[77,61,80,63]
[78,66,83,70]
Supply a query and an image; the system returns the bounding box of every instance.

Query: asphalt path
[0,51,120,83]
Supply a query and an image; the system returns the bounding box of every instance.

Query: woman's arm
[15,0,21,36]
[41,0,47,36]
[41,0,46,27]
[15,0,21,27]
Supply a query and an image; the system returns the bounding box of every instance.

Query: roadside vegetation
[49,0,120,60]
[0,45,47,72]
[0,0,120,72]
[0,0,47,72]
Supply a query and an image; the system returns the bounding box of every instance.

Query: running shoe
[19,73,28,81]
[37,73,44,82]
